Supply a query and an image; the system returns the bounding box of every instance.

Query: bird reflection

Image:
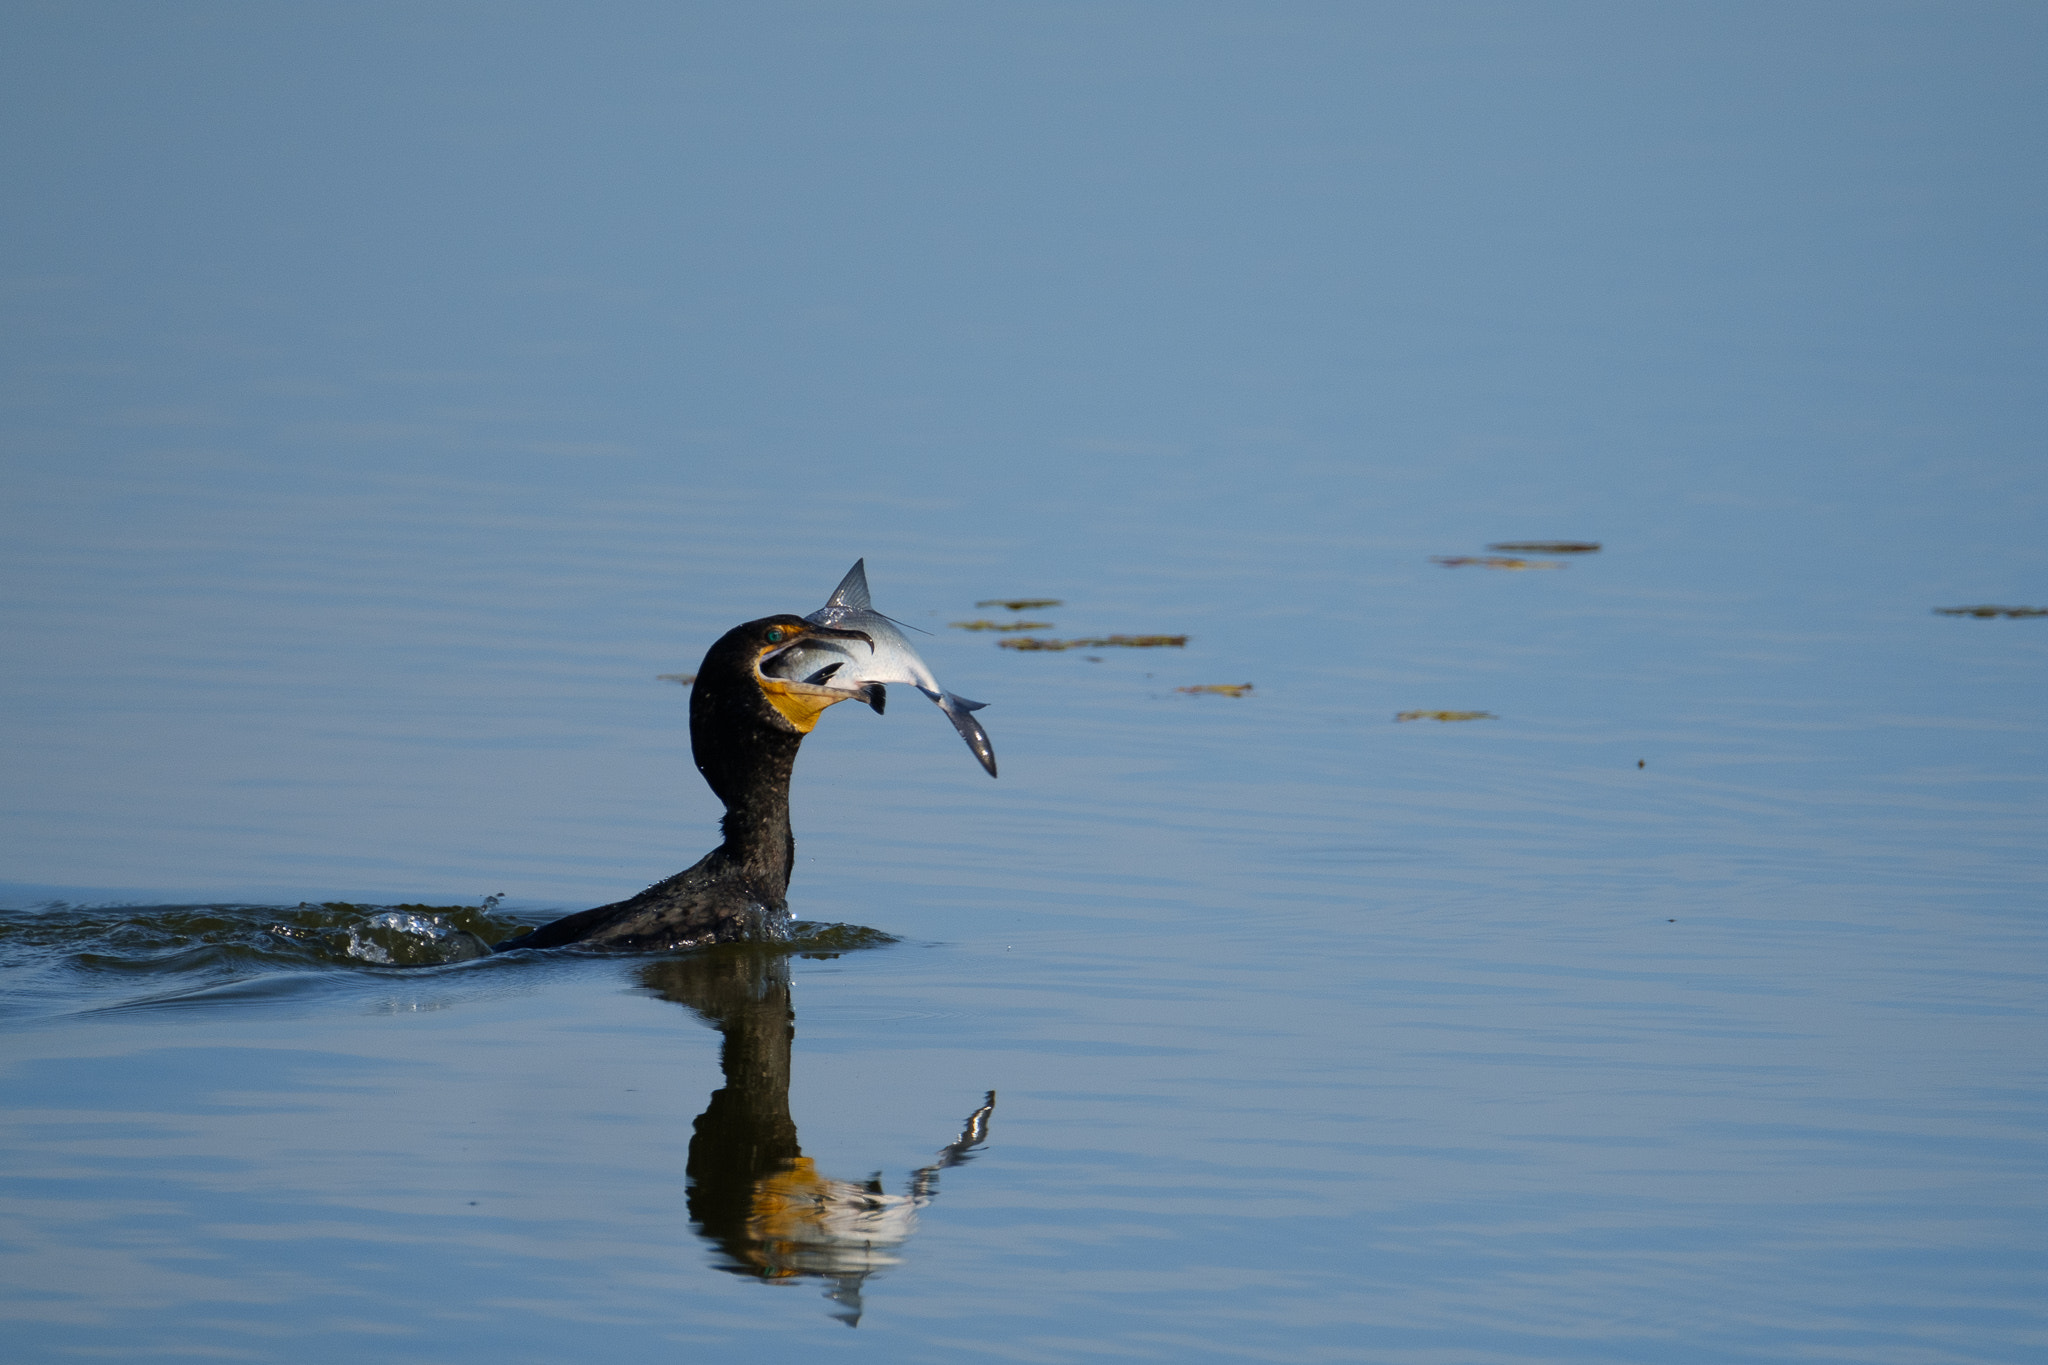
[639,948,994,1326]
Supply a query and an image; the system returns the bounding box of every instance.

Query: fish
[779,560,998,778]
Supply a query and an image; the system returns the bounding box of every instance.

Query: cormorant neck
[695,713,803,900]
[688,621,828,906]
[716,735,797,893]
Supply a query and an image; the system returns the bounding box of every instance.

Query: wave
[0,899,897,1021]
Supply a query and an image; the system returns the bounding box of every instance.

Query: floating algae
[1395,710,1496,723]
[1488,540,1601,554]
[1432,556,1565,571]
[976,598,1063,611]
[1177,683,1254,697]
[951,619,1055,632]
[1000,634,1188,651]
[1934,605,2047,619]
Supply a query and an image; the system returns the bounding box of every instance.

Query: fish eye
[765,627,787,644]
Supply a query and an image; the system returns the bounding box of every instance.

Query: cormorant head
[690,615,877,811]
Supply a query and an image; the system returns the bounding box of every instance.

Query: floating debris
[1488,540,1601,554]
[657,672,697,685]
[1432,556,1565,571]
[950,619,1055,632]
[1934,605,2047,619]
[1000,634,1189,651]
[1395,710,1496,723]
[1177,683,1254,697]
[976,598,1063,610]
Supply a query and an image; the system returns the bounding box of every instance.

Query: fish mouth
[755,623,883,730]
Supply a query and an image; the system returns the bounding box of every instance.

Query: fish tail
[938,692,998,778]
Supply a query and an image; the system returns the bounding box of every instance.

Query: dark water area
[5,4,2048,1362]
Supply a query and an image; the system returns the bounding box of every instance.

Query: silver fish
[792,560,997,778]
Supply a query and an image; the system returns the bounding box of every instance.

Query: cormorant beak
[755,623,881,732]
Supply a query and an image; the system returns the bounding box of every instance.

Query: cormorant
[495,614,883,952]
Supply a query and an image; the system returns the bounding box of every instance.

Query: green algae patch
[1396,710,1496,723]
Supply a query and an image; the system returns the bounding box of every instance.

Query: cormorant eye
[765,627,787,644]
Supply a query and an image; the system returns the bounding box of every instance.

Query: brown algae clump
[1395,710,1496,723]
[1432,556,1565,571]
[951,619,1055,632]
[999,634,1188,651]
[1934,605,2047,619]
[1177,683,1254,697]
[977,598,1063,611]
[1488,541,1601,554]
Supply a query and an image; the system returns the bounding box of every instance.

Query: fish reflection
[640,949,994,1326]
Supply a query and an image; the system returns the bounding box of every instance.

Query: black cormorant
[495,614,881,952]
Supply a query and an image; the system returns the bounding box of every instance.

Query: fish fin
[802,662,844,685]
[945,692,988,713]
[866,682,886,715]
[820,560,929,634]
[824,559,872,613]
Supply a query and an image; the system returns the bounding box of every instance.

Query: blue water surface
[2,4,2044,1362]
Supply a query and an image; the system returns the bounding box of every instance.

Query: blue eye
[766,627,787,644]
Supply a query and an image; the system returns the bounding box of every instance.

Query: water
[4,4,2046,1361]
